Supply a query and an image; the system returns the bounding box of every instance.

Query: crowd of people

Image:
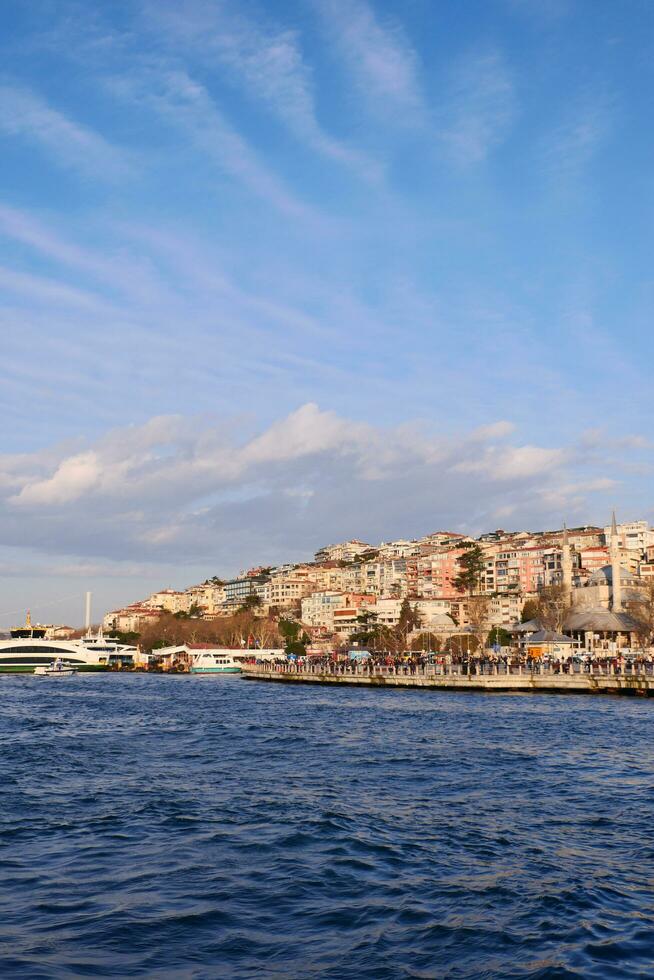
[259,649,654,676]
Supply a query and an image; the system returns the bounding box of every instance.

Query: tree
[536,584,572,632]
[410,632,442,652]
[626,582,654,649]
[521,599,540,623]
[107,629,140,645]
[239,593,262,613]
[173,603,201,620]
[395,599,421,649]
[466,594,491,661]
[446,634,480,656]
[487,626,511,647]
[278,618,309,655]
[349,610,380,647]
[453,545,486,595]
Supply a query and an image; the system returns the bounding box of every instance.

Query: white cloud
[454,444,567,480]
[540,96,610,185]
[13,451,102,506]
[317,0,423,118]
[0,83,132,180]
[141,0,381,182]
[109,67,316,220]
[438,50,516,164]
[0,404,639,575]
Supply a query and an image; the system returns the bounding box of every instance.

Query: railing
[247,660,654,680]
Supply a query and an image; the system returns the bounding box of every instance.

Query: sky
[1,0,653,626]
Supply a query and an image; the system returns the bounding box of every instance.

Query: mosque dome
[587,565,636,587]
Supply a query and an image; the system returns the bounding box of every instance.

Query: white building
[314,540,373,563]
[143,590,192,614]
[267,570,317,610]
[301,591,346,630]
[603,520,650,555]
[377,540,420,559]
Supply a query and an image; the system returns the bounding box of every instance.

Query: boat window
[0,655,84,664]
[0,645,74,654]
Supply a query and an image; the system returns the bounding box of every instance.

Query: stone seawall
[242,667,654,697]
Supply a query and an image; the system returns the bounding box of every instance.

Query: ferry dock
[242,661,654,696]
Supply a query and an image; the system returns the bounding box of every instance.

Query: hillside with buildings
[103,517,654,654]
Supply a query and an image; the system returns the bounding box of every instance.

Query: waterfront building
[563,514,642,650]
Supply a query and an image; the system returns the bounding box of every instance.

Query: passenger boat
[0,613,138,673]
[190,650,243,674]
[34,659,78,677]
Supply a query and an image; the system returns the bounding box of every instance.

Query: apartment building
[143,590,191,614]
[408,547,469,598]
[103,605,163,632]
[314,540,373,563]
[377,539,421,559]
[603,520,651,555]
[222,575,270,610]
[301,591,345,630]
[184,583,226,615]
[267,571,317,610]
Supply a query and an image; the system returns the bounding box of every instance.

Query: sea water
[0,674,653,978]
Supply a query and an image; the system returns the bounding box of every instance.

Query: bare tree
[536,584,572,632]
[466,595,491,660]
[626,582,654,650]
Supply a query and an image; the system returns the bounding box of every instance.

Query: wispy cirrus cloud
[141,0,381,182]
[0,82,133,180]
[438,50,516,164]
[316,0,424,120]
[109,66,317,220]
[539,95,611,185]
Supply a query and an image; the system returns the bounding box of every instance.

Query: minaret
[561,523,573,600]
[610,511,622,613]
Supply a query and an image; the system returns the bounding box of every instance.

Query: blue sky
[0,0,652,625]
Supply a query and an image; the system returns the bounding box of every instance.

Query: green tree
[487,626,511,647]
[349,610,380,647]
[239,593,262,613]
[278,618,309,654]
[453,545,486,594]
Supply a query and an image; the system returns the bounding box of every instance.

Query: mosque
[562,514,644,651]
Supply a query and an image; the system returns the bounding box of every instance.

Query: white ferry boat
[187,646,286,674]
[0,613,137,674]
[190,650,243,674]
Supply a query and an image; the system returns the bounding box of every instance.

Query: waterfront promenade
[243,660,654,696]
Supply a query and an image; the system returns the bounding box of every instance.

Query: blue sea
[1,675,653,979]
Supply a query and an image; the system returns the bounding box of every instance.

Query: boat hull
[190,667,242,674]
[34,667,77,677]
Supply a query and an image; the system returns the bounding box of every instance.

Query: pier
[242,661,654,696]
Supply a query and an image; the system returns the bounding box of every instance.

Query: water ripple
[1,676,654,977]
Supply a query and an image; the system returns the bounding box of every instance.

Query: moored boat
[34,659,78,677]
[190,650,243,674]
[0,614,138,673]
